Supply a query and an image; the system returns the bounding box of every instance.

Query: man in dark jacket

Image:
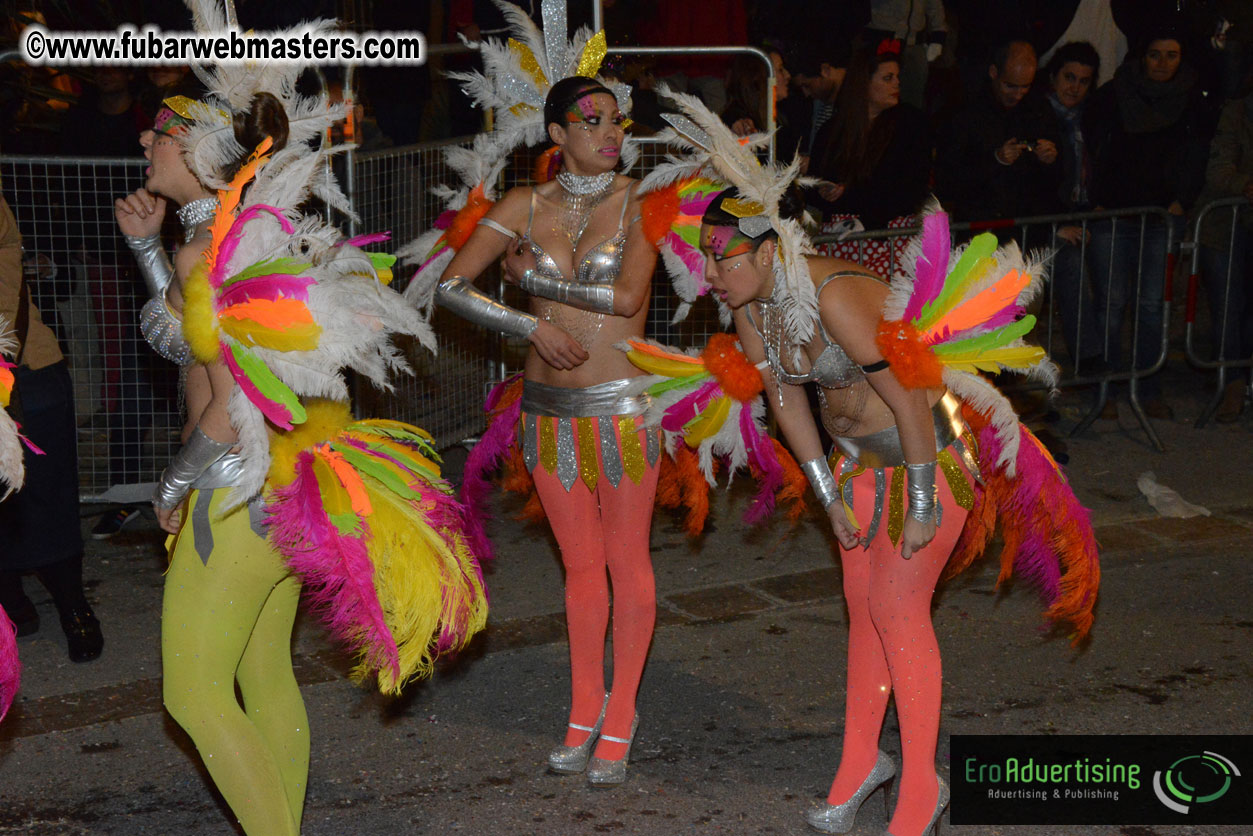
[935,39,1062,223]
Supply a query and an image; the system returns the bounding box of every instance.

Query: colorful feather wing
[0,604,18,723]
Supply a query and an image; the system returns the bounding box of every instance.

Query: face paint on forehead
[152,107,191,137]
[703,224,756,261]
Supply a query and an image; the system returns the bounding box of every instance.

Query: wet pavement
[2,379,1252,835]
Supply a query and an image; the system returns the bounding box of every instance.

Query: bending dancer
[402,6,658,785]
[635,92,1098,835]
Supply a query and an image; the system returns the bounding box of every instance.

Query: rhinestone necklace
[175,197,219,243]
[554,170,615,248]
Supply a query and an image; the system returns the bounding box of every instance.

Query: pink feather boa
[0,604,20,723]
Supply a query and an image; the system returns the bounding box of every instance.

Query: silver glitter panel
[936,496,944,529]
[598,415,623,487]
[556,415,578,490]
[660,113,714,152]
[523,413,539,472]
[192,489,215,566]
[737,215,774,238]
[190,452,247,490]
[140,296,195,366]
[839,457,856,513]
[498,73,543,110]
[541,0,568,80]
[645,425,659,467]
[865,468,887,546]
[520,377,648,418]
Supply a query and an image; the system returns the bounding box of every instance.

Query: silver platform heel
[805,750,897,834]
[547,693,609,774]
[885,774,949,836]
[585,713,639,787]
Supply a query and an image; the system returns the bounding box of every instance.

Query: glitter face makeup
[152,106,191,137]
[703,224,755,261]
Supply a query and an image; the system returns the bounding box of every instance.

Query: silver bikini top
[747,271,886,390]
[525,183,633,285]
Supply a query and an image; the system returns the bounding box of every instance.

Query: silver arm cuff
[139,289,194,366]
[905,461,937,524]
[436,276,538,339]
[801,456,839,509]
[153,426,233,511]
[125,233,174,298]
[519,268,616,315]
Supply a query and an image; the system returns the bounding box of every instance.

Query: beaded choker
[175,197,219,243]
[555,170,615,196]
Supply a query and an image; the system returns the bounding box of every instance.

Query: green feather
[222,257,312,289]
[918,233,997,326]
[647,371,712,397]
[227,342,306,425]
[330,443,423,500]
[933,315,1037,356]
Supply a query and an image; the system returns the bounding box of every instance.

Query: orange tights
[826,466,968,836]
[529,416,660,761]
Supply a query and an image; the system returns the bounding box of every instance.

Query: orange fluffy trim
[774,438,809,523]
[702,333,763,402]
[640,183,680,249]
[875,319,944,389]
[656,447,711,536]
[447,185,494,252]
[533,146,561,184]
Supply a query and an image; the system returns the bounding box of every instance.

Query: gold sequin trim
[508,38,548,87]
[887,465,905,546]
[938,449,974,511]
[577,417,600,492]
[575,30,608,78]
[539,415,558,474]
[618,415,646,484]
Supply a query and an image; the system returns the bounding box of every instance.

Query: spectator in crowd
[138,65,191,121]
[791,46,849,167]
[934,39,1061,223]
[721,47,801,158]
[640,0,748,116]
[1194,74,1253,421]
[60,67,157,537]
[864,0,948,109]
[0,193,103,662]
[1041,41,1104,374]
[810,42,931,275]
[1087,25,1211,419]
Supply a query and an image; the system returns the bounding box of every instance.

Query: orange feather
[925,269,1029,339]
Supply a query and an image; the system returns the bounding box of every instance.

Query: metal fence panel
[2,155,181,499]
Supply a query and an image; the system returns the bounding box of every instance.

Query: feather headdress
[398,0,634,313]
[642,85,818,343]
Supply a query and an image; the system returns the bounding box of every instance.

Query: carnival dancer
[114,3,487,833]
[627,91,1099,835]
[401,1,659,785]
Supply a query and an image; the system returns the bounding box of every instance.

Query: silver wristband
[436,276,539,340]
[905,461,937,524]
[125,233,174,298]
[801,456,839,509]
[519,268,616,314]
[153,426,233,511]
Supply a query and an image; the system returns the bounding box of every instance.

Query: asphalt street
[2,380,1252,836]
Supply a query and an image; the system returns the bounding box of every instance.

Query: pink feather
[662,380,721,433]
[340,231,392,248]
[904,211,951,322]
[222,348,295,430]
[0,604,19,723]
[219,274,316,308]
[740,406,782,524]
[265,454,401,680]
[214,205,295,282]
[459,375,525,562]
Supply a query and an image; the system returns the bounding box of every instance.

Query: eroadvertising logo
[1152,751,1240,814]
[951,735,1252,826]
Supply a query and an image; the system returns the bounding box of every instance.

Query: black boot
[59,604,103,663]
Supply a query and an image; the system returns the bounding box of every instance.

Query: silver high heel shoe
[585,713,639,787]
[885,775,949,836]
[547,693,609,774]
[805,750,897,834]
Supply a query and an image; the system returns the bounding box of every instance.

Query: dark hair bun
[233,91,290,156]
[777,184,806,223]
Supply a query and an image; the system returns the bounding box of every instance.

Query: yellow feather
[353,483,488,694]
[940,345,1045,372]
[182,262,222,363]
[683,396,732,445]
[267,400,354,486]
[219,318,322,351]
[627,351,709,379]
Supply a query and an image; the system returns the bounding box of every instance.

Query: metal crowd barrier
[1,154,182,500]
[1186,196,1253,427]
[814,206,1179,451]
